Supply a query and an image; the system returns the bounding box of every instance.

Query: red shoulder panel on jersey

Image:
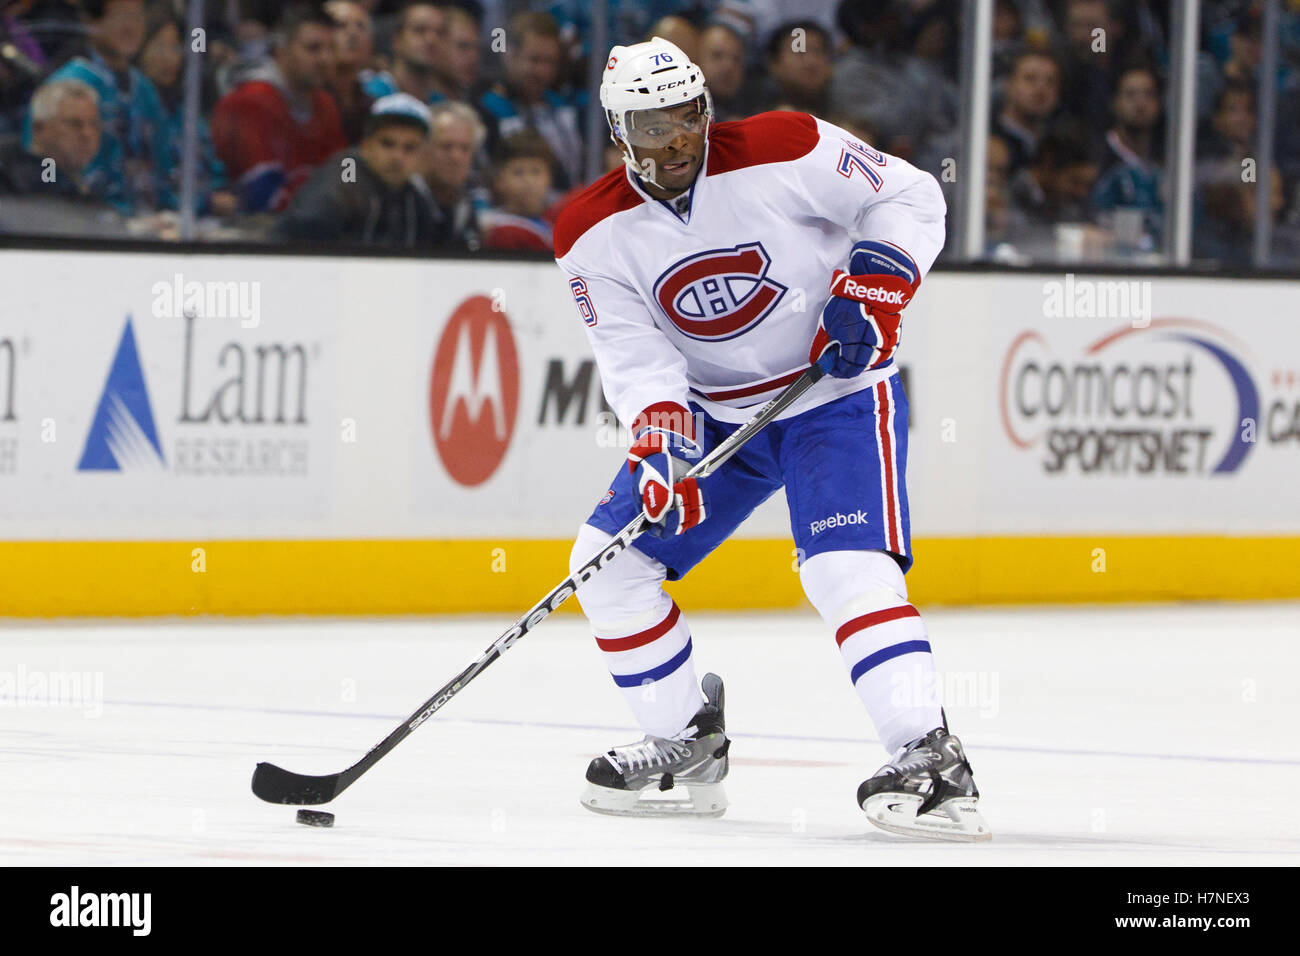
[552,167,644,259]
[705,111,820,176]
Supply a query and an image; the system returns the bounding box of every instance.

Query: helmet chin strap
[619,140,670,190]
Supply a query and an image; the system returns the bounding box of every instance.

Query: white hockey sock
[571,523,703,738]
[800,550,943,753]
[591,599,702,738]
[833,600,941,753]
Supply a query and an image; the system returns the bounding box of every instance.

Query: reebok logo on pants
[810,510,870,535]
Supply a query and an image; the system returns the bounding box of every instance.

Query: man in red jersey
[212,3,347,213]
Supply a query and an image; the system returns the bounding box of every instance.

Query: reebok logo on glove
[813,240,921,379]
[842,279,906,306]
[831,271,914,310]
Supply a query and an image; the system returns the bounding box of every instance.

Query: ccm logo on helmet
[654,242,787,341]
[657,80,687,91]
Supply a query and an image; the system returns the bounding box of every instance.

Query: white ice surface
[2,603,1298,866]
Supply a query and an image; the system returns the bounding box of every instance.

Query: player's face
[624,102,707,196]
[362,124,427,188]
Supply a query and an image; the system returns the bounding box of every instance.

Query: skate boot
[581,673,729,818]
[858,726,991,842]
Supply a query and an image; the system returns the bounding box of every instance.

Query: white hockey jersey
[554,111,946,429]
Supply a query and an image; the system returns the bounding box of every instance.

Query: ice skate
[581,673,729,818]
[858,726,991,842]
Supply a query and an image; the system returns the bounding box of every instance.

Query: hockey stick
[251,358,831,805]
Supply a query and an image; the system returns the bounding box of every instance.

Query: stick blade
[252,761,342,805]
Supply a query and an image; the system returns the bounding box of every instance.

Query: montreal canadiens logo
[429,295,520,487]
[654,242,787,341]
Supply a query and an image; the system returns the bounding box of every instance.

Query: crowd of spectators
[0,0,1295,266]
[976,0,1300,266]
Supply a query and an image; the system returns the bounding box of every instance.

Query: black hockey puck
[296,809,335,828]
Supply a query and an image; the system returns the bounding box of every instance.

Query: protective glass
[623,103,708,148]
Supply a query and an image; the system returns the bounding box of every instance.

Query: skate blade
[581,782,727,818]
[861,793,992,843]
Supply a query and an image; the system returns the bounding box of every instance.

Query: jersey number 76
[836,139,887,192]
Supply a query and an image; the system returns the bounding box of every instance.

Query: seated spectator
[983,133,1019,252]
[1220,3,1265,87]
[893,2,960,161]
[441,5,483,101]
[325,0,377,143]
[1194,82,1279,265]
[543,0,688,61]
[213,4,277,96]
[832,1,929,157]
[1057,0,1127,134]
[39,0,171,215]
[0,77,101,199]
[0,3,47,135]
[363,2,453,105]
[422,100,483,250]
[479,12,583,190]
[1090,64,1163,252]
[136,8,236,218]
[992,0,1027,76]
[1008,121,1101,228]
[1199,81,1255,162]
[274,92,439,246]
[762,19,833,116]
[647,15,700,62]
[480,129,554,251]
[909,2,960,79]
[695,22,751,121]
[710,0,759,48]
[212,4,347,213]
[14,0,80,68]
[1196,164,1284,267]
[993,48,1061,175]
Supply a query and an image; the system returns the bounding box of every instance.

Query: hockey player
[554,38,989,841]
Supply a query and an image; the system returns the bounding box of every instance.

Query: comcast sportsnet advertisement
[969,278,1300,535]
[1000,318,1262,477]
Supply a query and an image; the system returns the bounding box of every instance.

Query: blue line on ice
[103,697,1300,768]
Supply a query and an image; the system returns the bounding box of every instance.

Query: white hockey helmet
[600,36,713,182]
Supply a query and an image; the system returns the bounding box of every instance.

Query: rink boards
[0,248,1297,614]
